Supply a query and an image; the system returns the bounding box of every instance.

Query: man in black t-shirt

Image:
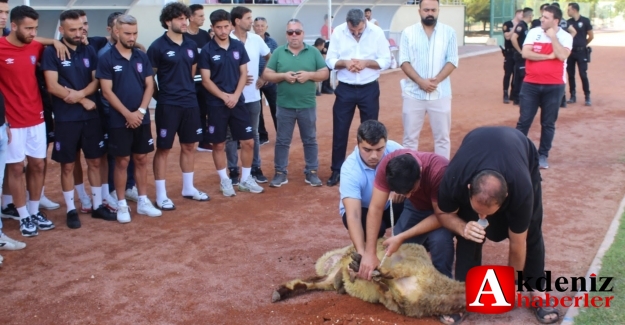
[436,126,559,324]
[501,9,522,104]
[566,2,593,106]
[510,7,533,105]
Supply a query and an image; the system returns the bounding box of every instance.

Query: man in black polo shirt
[42,10,116,228]
[510,7,533,106]
[186,4,212,153]
[566,2,593,106]
[97,14,162,224]
[200,9,263,196]
[501,9,522,104]
[148,2,209,210]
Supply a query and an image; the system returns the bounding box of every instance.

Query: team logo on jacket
[187,49,194,58]
[30,55,36,64]
[160,129,167,138]
[208,126,214,134]
[83,58,90,68]
[233,51,240,60]
[55,142,60,151]
[137,63,143,73]
[578,22,583,28]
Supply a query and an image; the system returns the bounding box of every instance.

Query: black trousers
[511,53,525,102]
[331,81,380,172]
[566,48,590,97]
[258,83,277,140]
[454,171,546,290]
[342,203,405,239]
[503,51,515,94]
[196,83,210,145]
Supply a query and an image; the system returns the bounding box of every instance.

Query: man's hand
[464,221,486,243]
[547,52,556,60]
[6,125,11,145]
[64,87,84,104]
[382,236,404,257]
[295,71,311,83]
[357,251,380,281]
[351,59,366,72]
[81,35,89,46]
[283,71,298,84]
[222,93,239,108]
[53,39,71,61]
[124,111,143,129]
[545,27,557,39]
[417,78,438,93]
[245,75,254,86]
[389,192,406,204]
[255,77,266,89]
[80,98,96,111]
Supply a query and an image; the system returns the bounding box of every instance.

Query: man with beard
[225,6,271,187]
[325,9,391,187]
[199,9,259,197]
[252,16,278,145]
[0,5,55,236]
[41,10,116,229]
[148,2,209,210]
[97,14,161,223]
[186,4,213,153]
[399,0,458,160]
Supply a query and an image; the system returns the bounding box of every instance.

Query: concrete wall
[390,5,465,46]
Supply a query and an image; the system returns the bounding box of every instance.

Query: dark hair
[230,6,251,27]
[540,3,550,10]
[523,7,534,17]
[254,17,266,22]
[314,37,325,47]
[189,4,204,15]
[159,2,191,30]
[386,154,421,195]
[75,9,86,17]
[569,2,580,11]
[364,8,372,13]
[551,2,560,8]
[469,170,508,207]
[346,9,365,27]
[107,11,124,28]
[0,0,8,3]
[356,120,387,145]
[210,9,230,26]
[59,10,80,23]
[543,5,563,23]
[515,9,523,13]
[10,5,39,24]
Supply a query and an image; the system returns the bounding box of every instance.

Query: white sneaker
[239,175,264,194]
[125,186,139,202]
[220,179,236,197]
[0,233,26,250]
[137,199,162,217]
[103,192,119,212]
[39,195,61,210]
[117,205,131,224]
[0,254,3,266]
[79,195,92,213]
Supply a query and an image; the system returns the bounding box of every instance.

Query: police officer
[510,7,533,106]
[566,2,593,106]
[550,2,576,108]
[531,3,550,28]
[502,9,522,104]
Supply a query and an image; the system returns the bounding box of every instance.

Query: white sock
[102,184,110,197]
[182,172,195,195]
[92,186,103,208]
[27,201,39,215]
[118,199,128,207]
[63,191,75,212]
[2,195,11,208]
[75,183,88,198]
[217,169,229,181]
[26,191,30,201]
[138,195,147,203]
[241,167,251,183]
[155,180,167,202]
[41,186,47,199]
[17,206,29,219]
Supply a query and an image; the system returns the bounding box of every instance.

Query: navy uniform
[566,15,592,105]
[184,30,212,148]
[147,33,202,149]
[198,37,252,145]
[502,20,516,103]
[511,20,529,105]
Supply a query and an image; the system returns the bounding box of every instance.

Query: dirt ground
[2,33,625,325]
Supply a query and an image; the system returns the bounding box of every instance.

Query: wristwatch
[138,108,147,115]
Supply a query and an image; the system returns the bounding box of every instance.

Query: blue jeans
[274,106,318,174]
[393,200,454,278]
[226,100,261,169]
[0,124,8,230]
[516,82,565,157]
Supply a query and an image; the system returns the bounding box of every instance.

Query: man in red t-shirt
[0,6,55,237]
[358,149,454,279]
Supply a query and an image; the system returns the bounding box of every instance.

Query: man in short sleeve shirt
[510,7,533,105]
[199,9,262,196]
[565,2,593,106]
[501,9,522,103]
[97,14,161,223]
[147,2,209,211]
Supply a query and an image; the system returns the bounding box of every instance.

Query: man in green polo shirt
[262,18,329,187]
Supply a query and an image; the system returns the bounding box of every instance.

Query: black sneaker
[20,216,38,237]
[1,203,20,220]
[252,167,268,183]
[92,205,117,221]
[66,209,81,229]
[229,167,240,186]
[31,211,55,230]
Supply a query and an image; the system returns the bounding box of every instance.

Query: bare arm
[504,24,516,40]
[43,70,70,99]
[435,208,466,237]
[357,187,390,280]
[80,70,100,97]
[140,76,154,109]
[234,64,247,98]
[401,61,426,84]
[567,25,577,38]
[200,69,227,102]
[304,67,329,82]
[511,33,522,53]
[434,62,456,83]
[191,63,197,79]
[343,198,366,255]
[101,79,132,116]
[522,44,554,61]
[508,229,528,280]
[35,37,71,60]
[586,30,594,45]
[262,67,287,83]
[550,34,571,61]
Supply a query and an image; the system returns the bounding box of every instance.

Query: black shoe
[229,167,240,186]
[259,138,269,146]
[92,205,117,221]
[252,167,268,183]
[503,92,510,104]
[66,209,81,229]
[326,171,340,187]
[1,203,20,220]
[513,100,519,106]
[560,97,567,108]
[316,90,321,96]
[585,97,591,106]
[567,96,576,104]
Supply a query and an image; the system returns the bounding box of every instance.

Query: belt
[505,48,515,52]
[338,80,378,88]
[572,46,587,51]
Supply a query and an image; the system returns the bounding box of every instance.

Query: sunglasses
[286,29,302,36]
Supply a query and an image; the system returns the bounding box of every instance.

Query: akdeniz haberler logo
[465,266,615,314]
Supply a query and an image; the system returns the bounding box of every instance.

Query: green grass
[573,212,625,325]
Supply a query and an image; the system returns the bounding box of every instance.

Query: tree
[465,0,490,30]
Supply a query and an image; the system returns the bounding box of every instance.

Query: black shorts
[155,104,202,149]
[108,124,155,157]
[207,101,253,144]
[44,108,54,144]
[51,119,106,163]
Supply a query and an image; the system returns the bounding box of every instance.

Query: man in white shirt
[364,8,379,26]
[399,0,458,160]
[325,9,391,187]
[226,6,271,188]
